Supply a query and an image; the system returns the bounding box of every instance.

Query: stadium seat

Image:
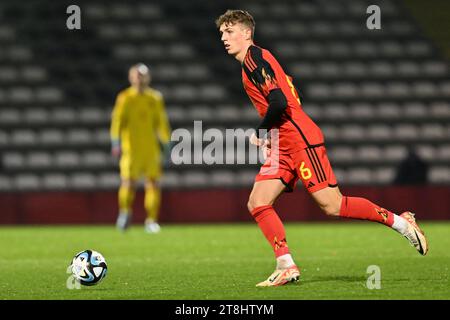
[22,66,47,82]
[347,168,372,184]
[14,174,41,190]
[429,167,450,184]
[367,125,391,140]
[24,108,48,124]
[11,130,36,146]
[181,171,209,188]
[79,108,106,124]
[437,145,450,160]
[0,175,12,191]
[422,124,445,139]
[210,171,236,187]
[415,145,436,161]
[404,102,427,118]
[406,41,432,57]
[0,109,20,125]
[396,62,420,76]
[375,167,395,184]
[341,125,365,141]
[371,62,394,77]
[328,146,355,163]
[216,105,240,121]
[236,170,258,187]
[9,87,34,103]
[35,87,63,103]
[66,129,92,145]
[166,106,186,122]
[27,152,52,169]
[323,104,347,119]
[380,42,404,57]
[394,124,419,140]
[93,128,111,145]
[334,83,358,98]
[377,103,402,118]
[0,66,19,82]
[3,152,25,169]
[350,103,375,119]
[137,3,162,18]
[321,125,339,141]
[69,172,97,189]
[430,102,450,117]
[51,108,77,124]
[384,145,408,161]
[39,129,64,146]
[82,151,109,168]
[42,173,68,190]
[386,82,410,97]
[329,43,351,58]
[308,83,331,99]
[423,61,448,76]
[199,85,227,101]
[344,62,366,77]
[55,151,80,168]
[8,46,32,61]
[413,82,438,97]
[97,172,120,189]
[317,62,340,77]
[85,4,108,20]
[0,131,8,147]
[357,146,382,162]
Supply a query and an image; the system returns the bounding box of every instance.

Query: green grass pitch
[0,222,449,300]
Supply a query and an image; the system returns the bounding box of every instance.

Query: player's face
[219,22,250,56]
[129,68,150,88]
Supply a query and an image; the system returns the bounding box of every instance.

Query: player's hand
[250,133,265,147]
[111,145,121,158]
[262,139,271,160]
[111,140,121,158]
[161,141,173,167]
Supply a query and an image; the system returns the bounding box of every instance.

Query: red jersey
[242,45,324,153]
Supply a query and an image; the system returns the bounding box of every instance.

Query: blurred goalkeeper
[110,63,171,233]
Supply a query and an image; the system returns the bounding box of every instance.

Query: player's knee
[121,179,135,189]
[247,197,272,213]
[319,198,342,216]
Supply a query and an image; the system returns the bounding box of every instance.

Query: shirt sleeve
[110,92,128,143]
[154,92,171,145]
[243,46,288,137]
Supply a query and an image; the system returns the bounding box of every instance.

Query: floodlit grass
[0,222,449,299]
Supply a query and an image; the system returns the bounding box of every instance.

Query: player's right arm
[110,91,128,157]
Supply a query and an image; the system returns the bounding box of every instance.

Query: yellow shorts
[119,153,162,181]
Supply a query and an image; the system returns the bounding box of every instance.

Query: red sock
[339,196,394,227]
[251,205,290,258]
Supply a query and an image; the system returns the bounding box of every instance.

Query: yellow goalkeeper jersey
[110,86,171,159]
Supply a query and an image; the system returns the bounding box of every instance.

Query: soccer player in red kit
[216,10,428,287]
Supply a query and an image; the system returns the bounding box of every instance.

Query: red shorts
[255,145,338,193]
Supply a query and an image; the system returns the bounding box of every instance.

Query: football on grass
[70,250,107,286]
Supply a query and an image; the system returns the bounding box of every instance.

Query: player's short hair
[215,10,255,38]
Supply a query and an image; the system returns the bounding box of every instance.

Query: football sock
[118,185,135,214]
[392,214,409,234]
[251,205,290,258]
[276,253,295,269]
[145,186,161,222]
[339,196,394,227]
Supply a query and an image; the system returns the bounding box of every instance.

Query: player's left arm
[244,46,288,138]
[154,92,172,163]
